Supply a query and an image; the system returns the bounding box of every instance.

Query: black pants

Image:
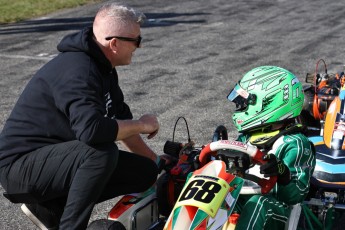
[0,140,158,229]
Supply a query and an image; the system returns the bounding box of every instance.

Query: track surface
[1,0,345,229]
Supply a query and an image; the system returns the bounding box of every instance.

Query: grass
[0,0,102,24]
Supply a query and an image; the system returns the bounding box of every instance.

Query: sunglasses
[105,35,142,48]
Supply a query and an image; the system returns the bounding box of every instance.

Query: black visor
[227,84,256,111]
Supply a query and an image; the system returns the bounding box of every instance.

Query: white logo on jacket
[104,92,115,119]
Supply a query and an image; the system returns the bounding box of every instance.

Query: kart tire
[87,219,126,230]
[157,173,185,217]
[156,172,173,217]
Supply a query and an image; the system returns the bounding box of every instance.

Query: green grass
[0,0,102,24]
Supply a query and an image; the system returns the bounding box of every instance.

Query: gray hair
[96,2,146,26]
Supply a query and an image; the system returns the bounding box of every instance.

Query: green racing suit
[234,132,316,230]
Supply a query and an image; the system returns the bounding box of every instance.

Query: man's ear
[109,38,118,53]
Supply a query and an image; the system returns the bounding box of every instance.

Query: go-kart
[299,59,345,230]
[87,117,279,230]
[302,59,343,127]
[162,131,278,230]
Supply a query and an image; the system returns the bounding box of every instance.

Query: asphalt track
[1,0,345,229]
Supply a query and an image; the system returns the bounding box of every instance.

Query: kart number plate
[174,175,230,218]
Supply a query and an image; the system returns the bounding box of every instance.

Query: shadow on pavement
[0,12,208,35]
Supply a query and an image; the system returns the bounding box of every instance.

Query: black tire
[87,219,126,230]
[156,172,186,217]
[156,173,173,217]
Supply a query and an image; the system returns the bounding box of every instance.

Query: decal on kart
[173,175,230,218]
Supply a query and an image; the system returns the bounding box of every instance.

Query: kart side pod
[323,95,345,150]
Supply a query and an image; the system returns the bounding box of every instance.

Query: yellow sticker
[174,175,230,218]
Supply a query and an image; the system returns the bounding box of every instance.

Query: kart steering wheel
[199,140,278,194]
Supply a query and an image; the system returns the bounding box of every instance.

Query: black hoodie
[0,27,133,167]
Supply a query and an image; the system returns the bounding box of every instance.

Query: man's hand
[139,114,159,139]
[116,114,159,141]
[260,154,291,185]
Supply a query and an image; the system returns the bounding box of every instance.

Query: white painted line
[0,54,55,61]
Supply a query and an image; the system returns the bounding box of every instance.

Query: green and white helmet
[227,66,304,132]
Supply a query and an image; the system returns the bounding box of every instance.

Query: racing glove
[260,154,291,185]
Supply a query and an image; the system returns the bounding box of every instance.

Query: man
[0,3,161,229]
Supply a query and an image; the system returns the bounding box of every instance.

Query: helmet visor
[227,84,250,111]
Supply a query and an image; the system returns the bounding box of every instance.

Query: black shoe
[21,203,59,230]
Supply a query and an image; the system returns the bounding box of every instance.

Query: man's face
[112,23,141,66]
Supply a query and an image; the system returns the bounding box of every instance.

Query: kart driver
[226,66,316,229]
[0,3,165,230]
